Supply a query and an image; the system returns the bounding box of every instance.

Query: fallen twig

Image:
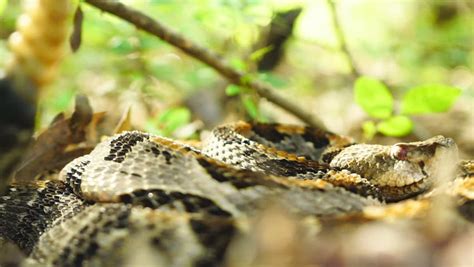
[84,0,327,130]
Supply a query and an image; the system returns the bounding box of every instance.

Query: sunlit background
[0,0,472,155]
[0,2,473,267]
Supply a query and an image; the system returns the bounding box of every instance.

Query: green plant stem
[326,0,360,78]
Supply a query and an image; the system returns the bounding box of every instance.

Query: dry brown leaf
[69,5,83,53]
[86,111,107,143]
[113,106,132,134]
[13,95,93,181]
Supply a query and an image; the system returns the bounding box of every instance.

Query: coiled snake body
[0,122,470,267]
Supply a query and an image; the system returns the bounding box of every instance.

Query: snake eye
[390,145,408,160]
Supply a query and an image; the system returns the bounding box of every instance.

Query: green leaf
[240,73,255,85]
[109,37,135,54]
[52,88,76,112]
[242,96,258,119]
[258,73,288,89]
[157,107,191,135]
[230,58,247,72]
[377,115,413,137]
[250,46,273,62]
[225,84,241,96]
[354,76,393,119]
[401,84,461,114]
[362,120,377,140]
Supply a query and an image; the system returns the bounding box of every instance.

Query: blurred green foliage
[0,0,472,139]
[401,84,461,114]
[354,77,393,119]
[0,0,6,16]
[354,76,460,138]
[146,107,191,137]
[376,116,413,138]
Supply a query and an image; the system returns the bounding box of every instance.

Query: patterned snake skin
[0,121,469,267]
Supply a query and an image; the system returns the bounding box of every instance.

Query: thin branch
[326,0,360,78]
[84,0,327,130]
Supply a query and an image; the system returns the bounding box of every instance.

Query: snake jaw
[391,137,459,198]
[423,138,459,183]
[393,136,457,174]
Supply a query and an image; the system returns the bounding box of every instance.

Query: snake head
[326,135,458,201]
[389,135,458,189]
[390,135,456,163]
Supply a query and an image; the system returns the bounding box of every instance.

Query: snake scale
[0,121,471,267]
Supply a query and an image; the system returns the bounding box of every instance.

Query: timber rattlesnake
[0,122,471,267]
